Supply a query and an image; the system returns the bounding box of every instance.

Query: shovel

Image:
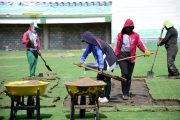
[147,28,164,79]
[40,55,52,71]
[74,63,126,82]
[37,51,52,71]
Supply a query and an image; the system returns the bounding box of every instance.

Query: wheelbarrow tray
[65,84,105,96]
[64,77,106,96]
[4,80,49,96]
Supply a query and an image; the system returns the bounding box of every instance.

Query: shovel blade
[147,71,154,79]
[45,64,52,71]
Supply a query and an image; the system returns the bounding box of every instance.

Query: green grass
[101,112,180,120]
[146,78,180,99]
[0,49,180,120]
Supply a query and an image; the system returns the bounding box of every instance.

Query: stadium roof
[0,1,112,24]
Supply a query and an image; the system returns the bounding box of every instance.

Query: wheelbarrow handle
[117,53,154,61]
[74,63,126,81]
[4,91,25,106]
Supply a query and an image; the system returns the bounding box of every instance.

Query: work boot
[122,94,130,100]
[175,75,180,79]
[168,74,180,79]
[173,74,180,79]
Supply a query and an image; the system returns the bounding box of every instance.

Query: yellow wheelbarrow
[4,80,49,120]
[64,77,106,120]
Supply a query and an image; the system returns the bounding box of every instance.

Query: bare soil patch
[42,53,78,58]
[64,79,180,107]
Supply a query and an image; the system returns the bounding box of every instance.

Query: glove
[77,63,83,67]
[98,69,103,74]
[144,50,151,56]
[37,50,41,56]
[157,37,163,46]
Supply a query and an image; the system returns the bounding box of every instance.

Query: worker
[22,22,41,77]
[158,20,179,79]
[114,18,151,100]
[78,31,117,103]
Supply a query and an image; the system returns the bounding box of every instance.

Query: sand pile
[6,80,47,86]
[64,77,106,87]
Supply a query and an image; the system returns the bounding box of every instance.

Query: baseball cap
[30,22,39,28]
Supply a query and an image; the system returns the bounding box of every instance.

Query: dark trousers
[97,74,111,99]
[167,46,179,76]
[119,60,135,95]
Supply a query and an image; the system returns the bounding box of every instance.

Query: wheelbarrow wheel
[27,96,35,119]
[94,107,99,120]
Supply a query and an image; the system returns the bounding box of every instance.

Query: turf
[0,49,180,120]
[146,78,180,99]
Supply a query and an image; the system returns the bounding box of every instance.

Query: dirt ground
[64,79,180,107]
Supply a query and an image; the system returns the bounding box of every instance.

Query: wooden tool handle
[74,63,126,81]
[118,53,154,61]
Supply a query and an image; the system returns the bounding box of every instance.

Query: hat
[30,22,39,28]
[163,20,173,29]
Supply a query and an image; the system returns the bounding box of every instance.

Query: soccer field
[0,48,179,120]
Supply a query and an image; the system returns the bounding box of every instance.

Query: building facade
[0,1,112,50]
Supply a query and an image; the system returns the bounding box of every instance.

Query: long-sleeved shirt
[80,44,104,69]
[114,19,147,63]
[159,27,178,49]
[22,26,40,50]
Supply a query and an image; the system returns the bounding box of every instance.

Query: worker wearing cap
[158,20,179,79]
[114,19,151,100]
[22,22,41,77]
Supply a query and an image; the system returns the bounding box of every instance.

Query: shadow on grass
[15,113,52,120]
[156,75,168,77]
[65,112,107,119]
[0,116,5,120]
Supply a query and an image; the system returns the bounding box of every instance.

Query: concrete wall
[0,23,111,50]
[0,24,28,50]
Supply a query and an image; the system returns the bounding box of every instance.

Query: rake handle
[118,54,144,61]
[74,63,126,81]
[118,53,154,61]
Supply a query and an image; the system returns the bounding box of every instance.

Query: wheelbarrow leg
[79,96,86,118]
[10,97,14,120]
[94,95,100,120]
[95,99,100,120]
[92,96,99,120]
[10,96,20,120]
[36,89,40,120]
[70,96,75,120]
[14,101,20,120]
[94,106,99,120]
[27,96,34,119]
